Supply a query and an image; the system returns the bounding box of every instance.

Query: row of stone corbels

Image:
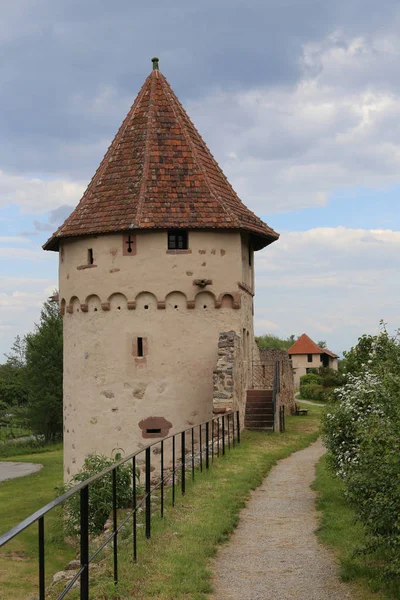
[61,291,242,315]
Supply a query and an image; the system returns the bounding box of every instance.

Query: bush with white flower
[322,324,400,577]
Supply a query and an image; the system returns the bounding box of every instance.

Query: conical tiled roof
[44,60,279,251]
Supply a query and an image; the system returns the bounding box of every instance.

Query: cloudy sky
[1,0,399,359]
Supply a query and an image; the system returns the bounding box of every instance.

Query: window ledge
[77,264,98,270]
[166,249,192,254]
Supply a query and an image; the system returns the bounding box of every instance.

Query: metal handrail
[0,410,240,600]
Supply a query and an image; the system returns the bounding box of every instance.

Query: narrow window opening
[144,305,149,310]
[94,308,98,312]
[174,305,178,309]
[203,304,207,309]
[248,243,252,267]
[168,230,188,250]
[117,306,121,310]
[88,248,94,265]
[307,354,313,363]
[137,337,144,357]
[146,428,161,434]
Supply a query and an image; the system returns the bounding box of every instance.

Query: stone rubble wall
[212,331,246,425]
[252,345,296,417]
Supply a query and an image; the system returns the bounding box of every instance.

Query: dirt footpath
[211,439,352,600]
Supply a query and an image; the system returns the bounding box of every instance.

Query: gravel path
[211,439,352,600]
[0,461,42,482]
[298,399,325,407]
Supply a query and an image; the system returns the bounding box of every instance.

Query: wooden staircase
[244,389,274,431]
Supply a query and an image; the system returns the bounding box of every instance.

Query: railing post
[145,447,151,539]
[132,456,137,562]
[211,419,214,463]
[222,415,225,455]
[232,412,235,448]
[181,431,185,496]
[172,436,176,506]
[227,413,231,450]
[199,424,203,472]
[205,422,209,469]
[38,516,45,600]
[191,428,195,480]
[282,405,285,433]
[236,410,240,444]
[80,486,89,600]
[217,418,220,456]
[112,468,118,585]
[160,440,164,518]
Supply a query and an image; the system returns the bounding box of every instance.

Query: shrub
[57,454,139,536]
[322,324,400,577]
[300,373,322,386]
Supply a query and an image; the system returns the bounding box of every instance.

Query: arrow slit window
[123,234,137,256]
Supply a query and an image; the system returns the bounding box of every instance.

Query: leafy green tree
[25,297,63,441]
[256,333,297,351]
[0,336,28,407]
[317,340,327,349]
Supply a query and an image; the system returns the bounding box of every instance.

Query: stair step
[245,422,274,426]
[247,390,273,397]
[245,406,274,414]
[245,401,273,409]
[245,426,274,431]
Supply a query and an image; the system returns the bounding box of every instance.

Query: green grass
[313,454,400,600]
[58,405,323,600]
[0,445,75,600]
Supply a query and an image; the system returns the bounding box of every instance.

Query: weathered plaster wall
[290,353,338,387]
[60,230,255,478]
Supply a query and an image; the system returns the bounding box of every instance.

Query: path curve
[211,439,352,600]
[0,461,42,483]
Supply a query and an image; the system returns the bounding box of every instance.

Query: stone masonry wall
[252,345,296,415]
[212,331,245,423]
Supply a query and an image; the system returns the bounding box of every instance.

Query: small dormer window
[307,354,313,363]
[88,249,94,265]
[168,231,188,250]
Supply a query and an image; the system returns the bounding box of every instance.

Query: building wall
[290,353,338,387]
[59,230,254,478]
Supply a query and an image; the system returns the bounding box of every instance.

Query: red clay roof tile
[44,62,279,251]
[288,333,339,358]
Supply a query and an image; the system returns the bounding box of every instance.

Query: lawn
[1,405,323,600]
[62,405,323,600]
[313,454,400,600]
[0,445,75,600]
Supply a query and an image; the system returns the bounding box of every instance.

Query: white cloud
[187,31,400,214]
[0,278,56,359]
[0,170,85,214]
[254,227,400,353]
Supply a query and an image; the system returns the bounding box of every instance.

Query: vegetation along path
[211,439,353,600]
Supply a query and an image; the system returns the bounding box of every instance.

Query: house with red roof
[287,334,339,387]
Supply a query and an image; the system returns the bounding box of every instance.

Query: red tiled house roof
[44,59,279,251]
[287,333,339,358]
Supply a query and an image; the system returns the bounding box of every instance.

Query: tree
[256,333,297,351]
[317,340,327,349]
[0,336,28,407]
[25,297,63,441]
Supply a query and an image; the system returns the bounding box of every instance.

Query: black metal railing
[0,411,240,599]
[279,405,285,433]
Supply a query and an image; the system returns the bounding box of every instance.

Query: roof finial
[152,57,159,70]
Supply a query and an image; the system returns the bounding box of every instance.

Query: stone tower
[44,58,279,478]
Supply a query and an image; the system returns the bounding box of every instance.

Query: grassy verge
[0,445,75,600]
[313,455,400,600]
[64,405,323,600]
[0,439,61,458]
